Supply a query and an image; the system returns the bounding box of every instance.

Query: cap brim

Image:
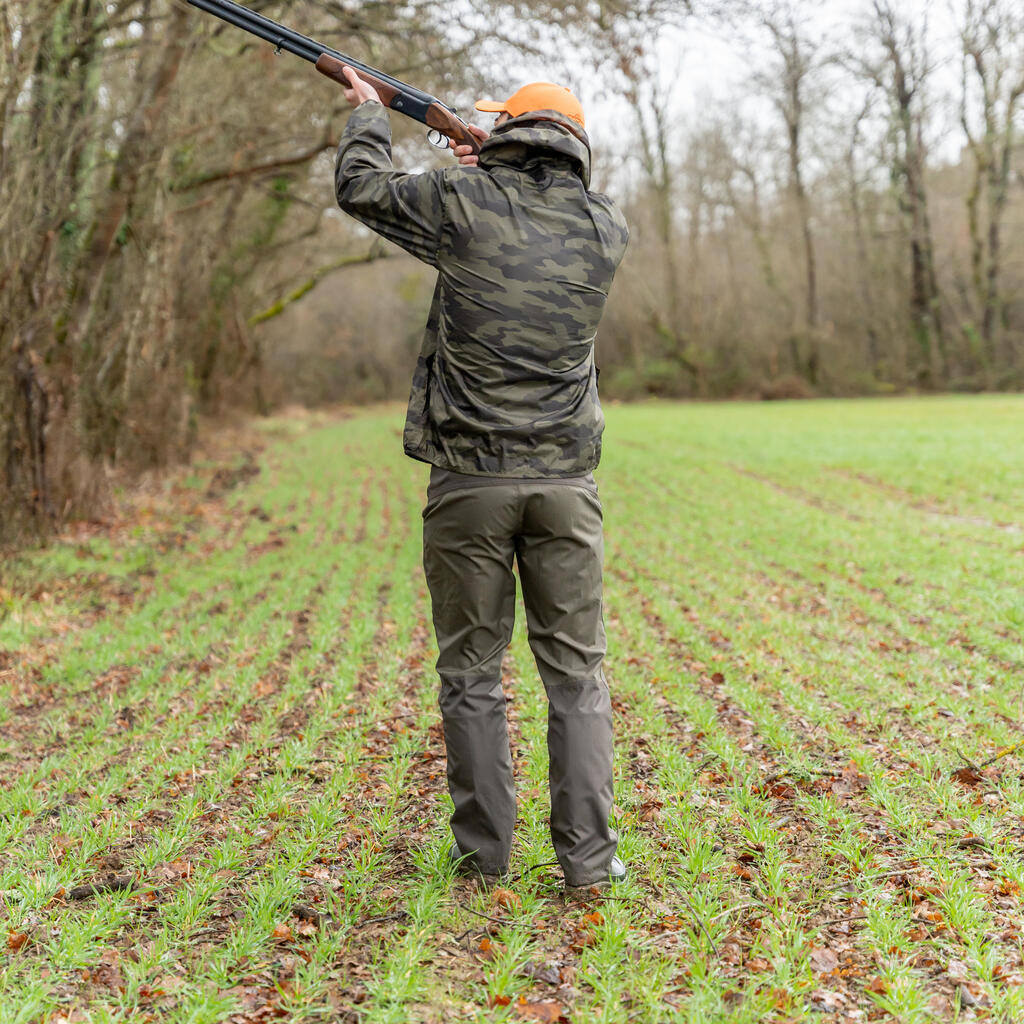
[474,100,507,112]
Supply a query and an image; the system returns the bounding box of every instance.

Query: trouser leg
[422,487,520,874]
[515,486,617,887]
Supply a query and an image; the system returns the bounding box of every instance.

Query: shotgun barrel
[186,0,481,152]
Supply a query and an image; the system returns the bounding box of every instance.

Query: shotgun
[186,0,481,154]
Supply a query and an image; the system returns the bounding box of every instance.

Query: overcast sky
[473,0,975,193]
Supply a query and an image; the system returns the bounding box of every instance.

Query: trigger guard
[427,130,450,150]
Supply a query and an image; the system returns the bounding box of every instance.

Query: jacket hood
[477,110,593,188]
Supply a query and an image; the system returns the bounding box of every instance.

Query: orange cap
[475,82,585,129]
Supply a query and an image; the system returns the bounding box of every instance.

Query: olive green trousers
[422,481,617,886]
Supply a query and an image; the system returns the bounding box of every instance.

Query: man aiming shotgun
[187,0,629,891]
[336,72,629,892]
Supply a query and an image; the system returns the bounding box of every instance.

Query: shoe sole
[564,871,626,896]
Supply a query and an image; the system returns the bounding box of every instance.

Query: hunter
[335,69,629,891]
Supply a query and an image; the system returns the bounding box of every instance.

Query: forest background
[2,0,1023,544]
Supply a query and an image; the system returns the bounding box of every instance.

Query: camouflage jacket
[335,101,628,476]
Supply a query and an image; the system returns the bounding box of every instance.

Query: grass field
[2,395,1023,1023]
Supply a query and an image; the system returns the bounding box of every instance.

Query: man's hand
[341,64,382,107]
[452,124,490,166]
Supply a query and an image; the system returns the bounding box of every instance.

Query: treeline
[2,0,1023,544]
[1,0,493,542]
[596,0,1024,400]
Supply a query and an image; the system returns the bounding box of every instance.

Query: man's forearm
[335,100,394,207]
[334,100,446,265]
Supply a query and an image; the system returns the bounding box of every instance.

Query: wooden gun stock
[315,54,481,155]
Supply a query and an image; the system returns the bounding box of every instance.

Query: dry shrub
[758,374,818,401]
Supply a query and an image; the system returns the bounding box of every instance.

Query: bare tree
[736,0,829,385]
[624,60,707,390]
[842,95,884,379]
[959,0,1024,382]
[848,0,947,385]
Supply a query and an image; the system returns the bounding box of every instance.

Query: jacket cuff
[345,99,387,130]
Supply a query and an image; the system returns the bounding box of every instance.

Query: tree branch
[248,243,391,325]
[171,135,337,192]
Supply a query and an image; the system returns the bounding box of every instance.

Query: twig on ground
[293,905,409,930]
[293,903,332,926]
[954,747,982,772]
[673,894,719,957]
[709,901,761,924]
[360,910,410,927]
[955,836,991,850]
[819,913,869,928]
[511,859,560,882]
[980,741,1024,769]
[67,874,135,900]
[452,901,509,927]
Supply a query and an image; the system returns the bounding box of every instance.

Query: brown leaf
[514,997,565,1022]
[946,958,969,983]
[952,765,984,786]
[582,910,604,927]
[169,858,192,879]
[809,946,839,974]
[517,960,561,985]
[810,989,846,1010]
[153,973,183,993]
[639,800,663,822]
[492,888,521,911]
[476,937,504,962]
[958,981,988,1007]
[720,941,743,965]
[7,931,28,951]
[272,923,293,941]
[488,993,512,1007]
[655,914,683,932]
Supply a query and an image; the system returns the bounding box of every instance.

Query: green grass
[1,395,1023,1022]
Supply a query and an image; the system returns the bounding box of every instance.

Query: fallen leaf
[492,888,521,911]
[153,973,183,993]
[7,931,28,951]
[720,941,743,965]
[514,997,565,1022]
[476,937,504,962]
[272,923,293,941]
[809,946,839,974]
[958,981,989,1007]
[946,958,969,982]
[517,961,561,985]
[810,989,846,1010]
